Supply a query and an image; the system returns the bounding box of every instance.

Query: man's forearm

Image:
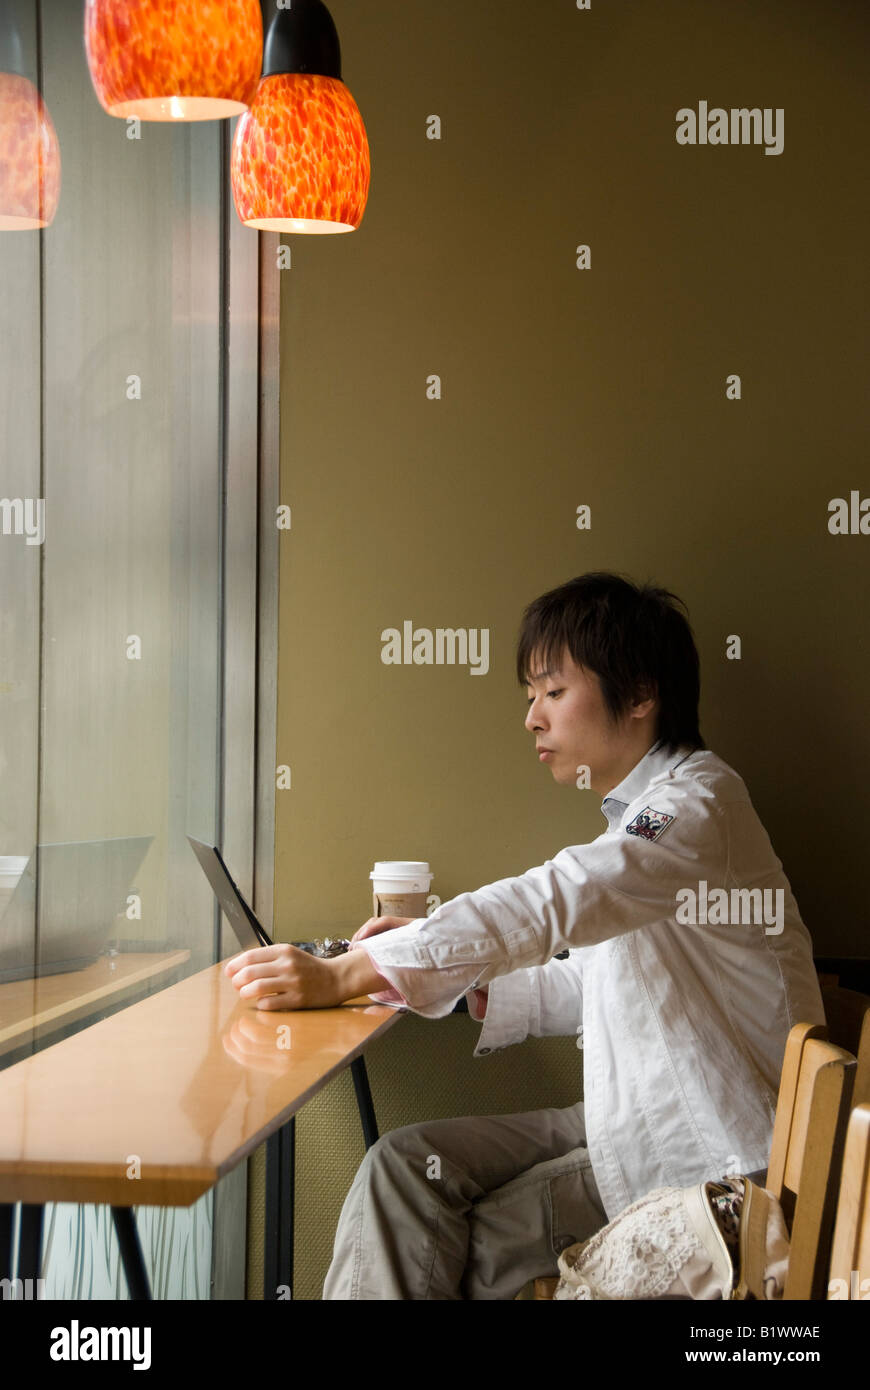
[333,945,392,1001]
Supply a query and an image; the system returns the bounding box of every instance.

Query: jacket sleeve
[472,951,585,1054]
[359,780,727,1019]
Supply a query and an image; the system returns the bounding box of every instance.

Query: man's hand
[225,944,347,1009]
[349,915,416,944]
[225,938,400,1010]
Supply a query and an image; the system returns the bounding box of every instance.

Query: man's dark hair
[516,572,704,754]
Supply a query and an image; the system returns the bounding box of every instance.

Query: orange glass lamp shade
[231,72,369,233]
[0,73,60,230]
[84,0,263,121]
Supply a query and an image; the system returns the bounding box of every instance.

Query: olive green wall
[253,0,869,1298]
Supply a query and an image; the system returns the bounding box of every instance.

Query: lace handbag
[553,1176,790,1300]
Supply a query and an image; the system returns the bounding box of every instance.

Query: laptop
[187,836,355,962]
[187,835,273,950]
[0,836,153,983]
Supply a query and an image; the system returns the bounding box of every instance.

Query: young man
[226,572,825,1299]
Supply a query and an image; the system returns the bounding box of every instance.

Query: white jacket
[361,741,826,1220]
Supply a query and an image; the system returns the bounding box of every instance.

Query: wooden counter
[0,961,401,1208]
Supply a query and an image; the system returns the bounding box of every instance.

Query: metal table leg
[264,1116,295,1299]
[0,1204,13,1285]
[351,1055,379,1149]
[262,1057,379,1299]
[111,1207,152,1300]
[17,1204,43,1285]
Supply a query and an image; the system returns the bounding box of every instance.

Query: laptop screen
[187,837,272,952]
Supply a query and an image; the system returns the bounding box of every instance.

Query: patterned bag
[554,1176,790,1300]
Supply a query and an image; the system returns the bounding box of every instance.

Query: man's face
[524,647,656,796]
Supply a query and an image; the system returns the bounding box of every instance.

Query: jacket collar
[601,740,696,827]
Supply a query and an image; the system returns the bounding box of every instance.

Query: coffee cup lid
[370,860,431,878]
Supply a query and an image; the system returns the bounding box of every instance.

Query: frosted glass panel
[0,0,257,1300]
[42,1197,213,1300]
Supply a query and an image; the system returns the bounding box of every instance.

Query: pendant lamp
[0,13,60,229]
[231,0,370,234]
[85,0,263,121]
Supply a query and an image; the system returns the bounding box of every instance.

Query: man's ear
[631,682,658,719]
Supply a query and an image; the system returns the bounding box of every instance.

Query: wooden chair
[764,1024,856,1298]
[826,1103,870,1299]
[532,1275,559,1300]
[527,975,870,1303]
[531,1020,857,1301]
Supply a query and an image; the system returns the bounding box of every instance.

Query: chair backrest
[827,1104,870,1299]
[765,1023,857,1299]
[766,1022,826,1203]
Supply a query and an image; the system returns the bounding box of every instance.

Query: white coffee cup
[370,861,433,919]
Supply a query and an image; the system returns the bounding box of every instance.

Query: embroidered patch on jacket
[625,806,675,842]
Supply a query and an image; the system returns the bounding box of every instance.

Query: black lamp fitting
[261,0,342,81]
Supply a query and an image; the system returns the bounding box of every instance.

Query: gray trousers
[322,1101,608,1300]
